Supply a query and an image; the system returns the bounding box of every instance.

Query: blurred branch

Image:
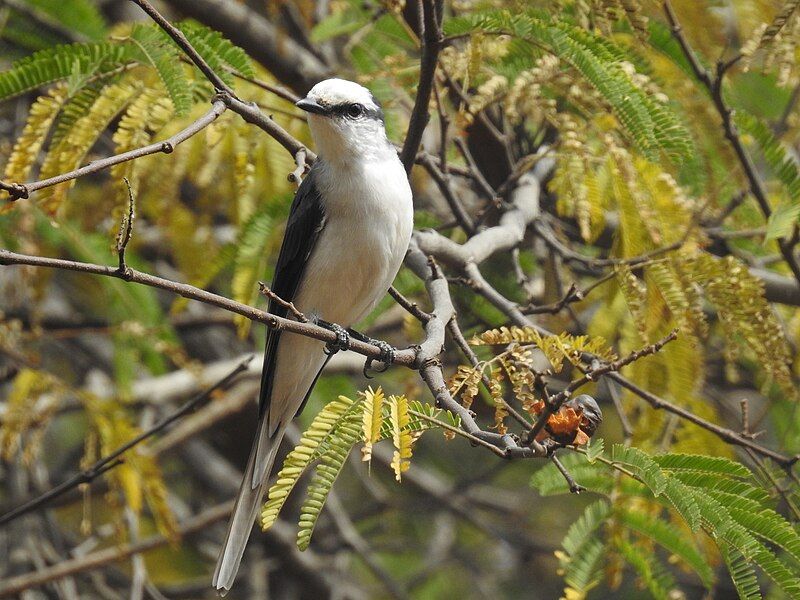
[159,0,330,93]
[0,0,87,43]
[0,358,252,527]
[417,153,476,234]
[0,502,234,597]
[663,0,800,287]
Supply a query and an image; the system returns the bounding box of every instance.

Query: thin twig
[0,101,226,202]
[418,153,476,234]
[0,358,251,527]
[388,286,431,323]
[551,454,585,494]
[258,281,308,322]
[533,219,682,268]
[453,137,498,202]
[116,178,136,276]
[608,371,798,467]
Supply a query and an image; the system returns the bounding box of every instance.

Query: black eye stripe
[327,102,384,122]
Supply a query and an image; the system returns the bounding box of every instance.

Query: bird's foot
[318,320,351,355]
[346,329,396,378]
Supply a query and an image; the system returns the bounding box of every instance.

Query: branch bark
[400,0,444,172]
[0,249,412,367]
[160,0,331,94]
[662,0,800,287]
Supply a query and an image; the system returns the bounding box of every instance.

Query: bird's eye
[346,103,365,118]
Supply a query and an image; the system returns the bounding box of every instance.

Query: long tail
[212,418,285,595]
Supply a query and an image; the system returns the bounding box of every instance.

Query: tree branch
[130,0,314,161]
[0,100,226,202]
[0,358,252,527]
[160,0,331,94]
[0,248,413,367]
[662,0,800,286]
[400,0,444,172]
[0,502,234,597]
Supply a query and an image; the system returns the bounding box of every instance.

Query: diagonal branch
[0,100,226,202]
[129,0,314,160]
[160,0,331,93]
[0,358,252,527]
[0,248,414,367]
[662,0,800,286]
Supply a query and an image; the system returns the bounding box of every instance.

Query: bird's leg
[347,328,396,378]
[316,319,351,355]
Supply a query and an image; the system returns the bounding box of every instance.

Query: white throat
[307,115,395,167]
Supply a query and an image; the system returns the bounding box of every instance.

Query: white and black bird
[213,78,414,594]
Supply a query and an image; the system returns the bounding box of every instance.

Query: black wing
[258,166,326,417]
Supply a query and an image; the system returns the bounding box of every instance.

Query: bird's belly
[294,220,397,327]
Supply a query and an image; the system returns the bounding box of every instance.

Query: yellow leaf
[389,395,412,482]
[360,386,384,465]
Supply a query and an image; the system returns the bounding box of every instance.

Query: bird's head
[296,78,391,164]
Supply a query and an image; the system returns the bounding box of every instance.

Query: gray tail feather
[253,413,279,489]
[213,420,284,595]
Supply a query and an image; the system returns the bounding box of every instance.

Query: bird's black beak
[295,98,327,115]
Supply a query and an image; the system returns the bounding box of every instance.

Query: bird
[212,78,414,594]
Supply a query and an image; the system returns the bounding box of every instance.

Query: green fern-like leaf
[562,537,606,597]
[585,438,605,463]
[297,407,363,550]
[562,499,611,557]
[446,10,693,162]
[662,477,701,531]
[691,491,800,597]
[129,25,192,116]
[672,471,771,504]
[652,453,752,478]
[616,538,678,600]
[178,21,255,83]
[555,499,610,598]
[261,394,356,531]
[724,504,800,566]
[619,509,714,587]
[230,207,277,335]
[721,546,763,600]
[0,42,135,101]
[611,445,668,496]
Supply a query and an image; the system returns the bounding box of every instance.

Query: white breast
[295,155,413,325]
[266,153,413,434]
